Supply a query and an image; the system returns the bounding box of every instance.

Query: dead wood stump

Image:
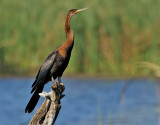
[29,82,65,125]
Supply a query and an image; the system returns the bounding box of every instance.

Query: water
[0,78,159,125]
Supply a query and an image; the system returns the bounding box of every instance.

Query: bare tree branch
[29,82,65,125]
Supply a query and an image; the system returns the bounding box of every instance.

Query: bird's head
[69,8,87,17]
[65,8,87,32]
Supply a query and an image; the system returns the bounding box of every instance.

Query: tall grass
[0,0,160,76]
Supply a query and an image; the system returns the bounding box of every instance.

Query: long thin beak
[76,8,87,13]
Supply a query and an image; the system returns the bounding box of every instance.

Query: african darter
[25,8,87,113]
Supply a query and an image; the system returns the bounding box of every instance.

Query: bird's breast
[51,42,73,76]
[50,52,70,77]
[57,41,74,58]
[57,48,66,58]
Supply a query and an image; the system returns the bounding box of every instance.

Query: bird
[25,8,87,113]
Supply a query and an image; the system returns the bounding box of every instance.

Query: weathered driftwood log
[29,82,65,125]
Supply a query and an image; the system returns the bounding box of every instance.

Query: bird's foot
[52,82,65,98]
[55,81,60,86]
[53,81,60,89]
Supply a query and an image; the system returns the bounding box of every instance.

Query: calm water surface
[0,78,159,125]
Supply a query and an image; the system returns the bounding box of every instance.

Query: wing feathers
[31,51,56,93]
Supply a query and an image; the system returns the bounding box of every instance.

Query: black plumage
[25,8,87,113]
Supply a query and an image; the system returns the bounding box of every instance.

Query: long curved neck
[65,13,74,43]
[65,13,72,36]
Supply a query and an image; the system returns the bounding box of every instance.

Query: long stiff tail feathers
[25,51,56,113]
[25,85,44,113]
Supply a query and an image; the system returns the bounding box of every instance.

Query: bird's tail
[25,85,44,113]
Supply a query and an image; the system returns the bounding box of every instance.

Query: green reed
[0,0,160,76]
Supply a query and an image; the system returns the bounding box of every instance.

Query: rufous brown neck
[65,12,74,43]
[65,13,71,33]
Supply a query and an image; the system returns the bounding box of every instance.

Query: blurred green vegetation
[0,0,160,77]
